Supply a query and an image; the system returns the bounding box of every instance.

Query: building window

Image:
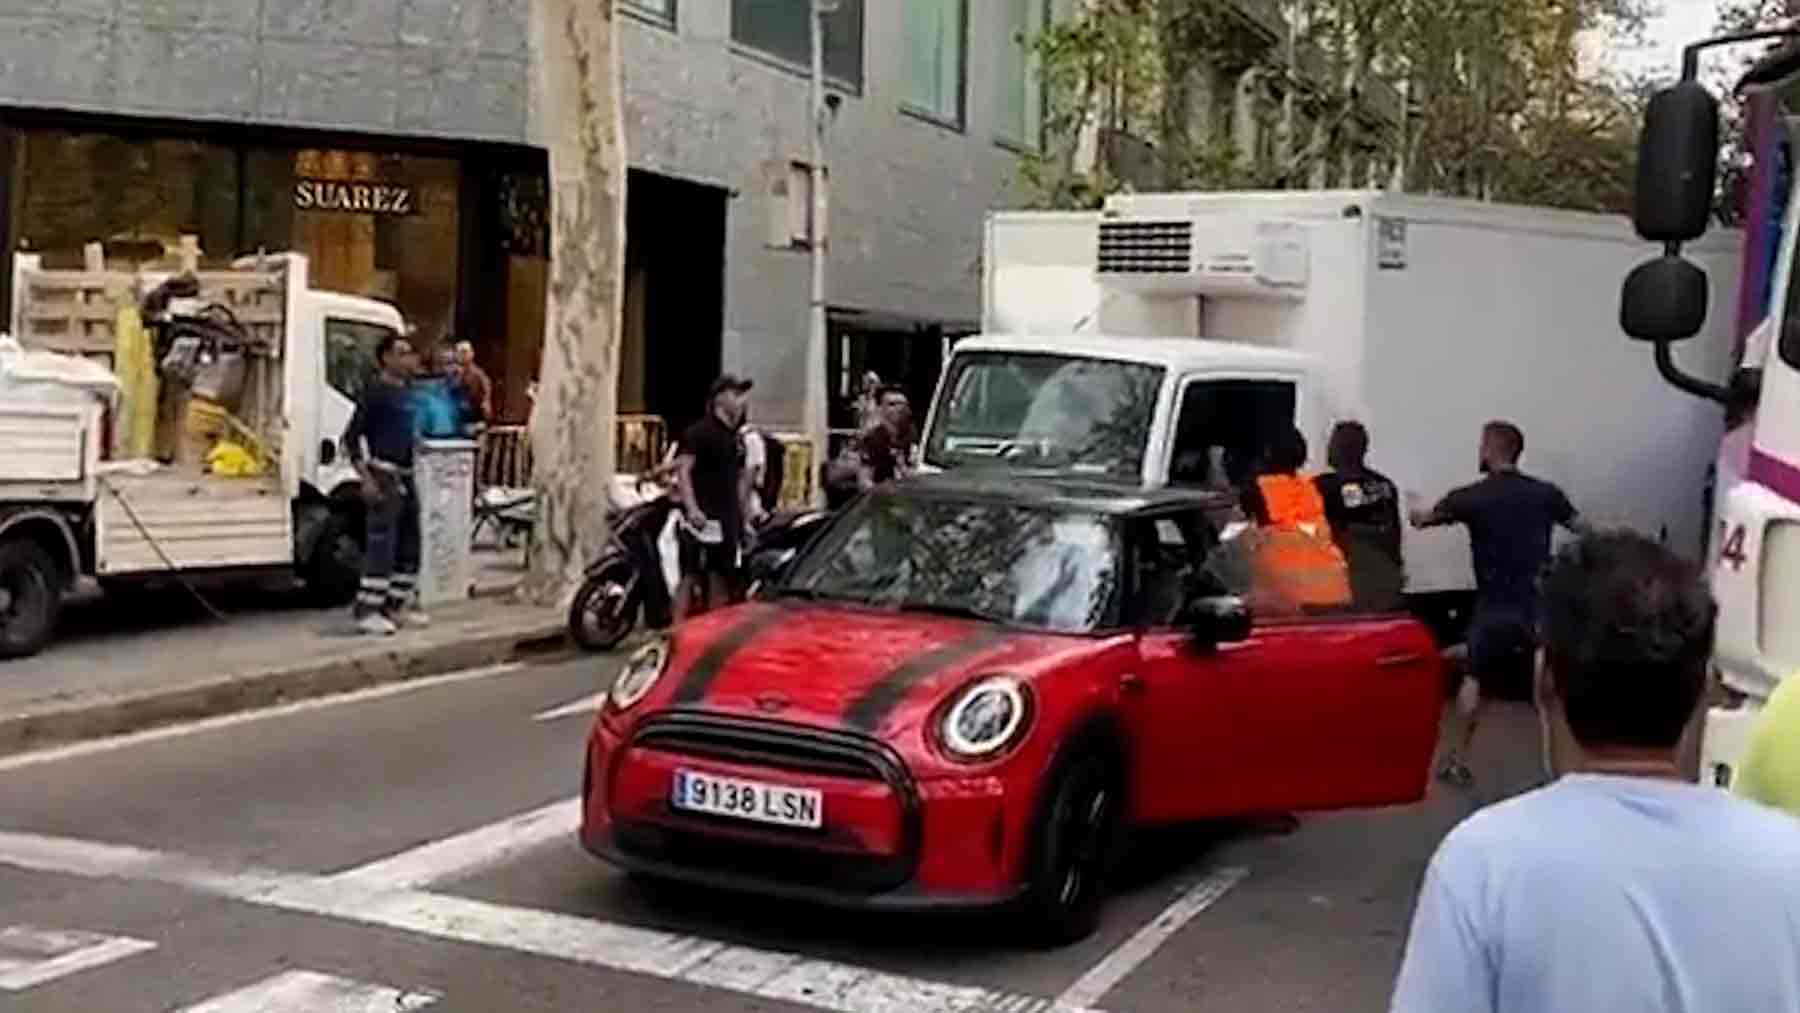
[902,0,966,128]
[998,0,1048,147]
[730,0,865,91]
[618,0,675,26]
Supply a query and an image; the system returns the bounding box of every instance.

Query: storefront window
[246,148,462,349]
[15,130,239,268]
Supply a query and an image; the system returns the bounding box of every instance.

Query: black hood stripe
[843,628,1016,733]
[671,604,786,705]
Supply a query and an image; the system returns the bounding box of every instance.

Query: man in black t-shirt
[1411,420,1585,787]
[1315,421,1404,612]
[674,375,754,617]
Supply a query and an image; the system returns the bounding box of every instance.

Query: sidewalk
[0,559,566,757]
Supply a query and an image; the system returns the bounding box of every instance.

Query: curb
[0,619,570,759]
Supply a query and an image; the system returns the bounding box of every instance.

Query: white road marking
[176,970,439,1012]
[0,828,1106,1013]
[0,663,523,774]
[327,797,581,891]
[1053,866,1249,1010]
[0,924,157,991]
[531,691,606,722]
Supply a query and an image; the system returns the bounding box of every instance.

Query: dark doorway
[826,315,949,432]
[623,169,727,437]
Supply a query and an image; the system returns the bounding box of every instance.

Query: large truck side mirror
[1621,256,1709,343]
[1633,82,1720,243]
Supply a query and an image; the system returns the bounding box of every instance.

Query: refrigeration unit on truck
[923,190,1742,636]
[1619,28,1800,785]
[0,252,404,658]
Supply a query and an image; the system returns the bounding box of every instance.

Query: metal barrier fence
[477,426,532,489]
[770,432,817,510]
[476,414,669,490]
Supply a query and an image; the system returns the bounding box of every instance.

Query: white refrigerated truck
[922,190,1742,631]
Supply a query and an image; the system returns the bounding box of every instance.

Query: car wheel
[302,512,363,608]
[0,539,63,659]
[1023,750,1122,946]
[569,561,639,652]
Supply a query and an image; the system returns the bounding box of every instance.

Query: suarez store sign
[294,178,418,216]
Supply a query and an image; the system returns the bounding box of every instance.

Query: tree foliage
[1015,0,1658,213]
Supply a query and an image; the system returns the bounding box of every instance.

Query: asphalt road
[0,653,1548,1012]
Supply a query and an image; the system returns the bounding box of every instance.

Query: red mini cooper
[581,474,1443,943]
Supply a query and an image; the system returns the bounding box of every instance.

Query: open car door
[1127,505,1443,822]
[1229,616,1443,813]
[1124,507,1443,823]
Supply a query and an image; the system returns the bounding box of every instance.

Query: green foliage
[1012,0,1659,213]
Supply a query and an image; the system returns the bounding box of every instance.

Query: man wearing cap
[673,375,754,618]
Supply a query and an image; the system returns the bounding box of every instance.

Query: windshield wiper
[893,600,1002,623]
[774,586,874,606]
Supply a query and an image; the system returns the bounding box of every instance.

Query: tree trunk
[524,0,626,607]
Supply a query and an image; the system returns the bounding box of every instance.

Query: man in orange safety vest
[1239,427,1352,613]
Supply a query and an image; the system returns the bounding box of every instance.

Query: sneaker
[392,608,431,630]
[1436,758,1475,788]
[357,612,398,637]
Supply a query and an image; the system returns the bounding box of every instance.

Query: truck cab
[923,333,1315,491]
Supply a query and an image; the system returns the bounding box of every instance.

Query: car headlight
[609,637,670,711]
[940,676,1030,760]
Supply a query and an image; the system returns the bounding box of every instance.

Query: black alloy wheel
[1023,751,1122,946]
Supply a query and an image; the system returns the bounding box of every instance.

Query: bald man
[452,340,493,423]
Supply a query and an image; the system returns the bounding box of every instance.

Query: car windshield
[923,352,1164,478]
[783,493,1120,634]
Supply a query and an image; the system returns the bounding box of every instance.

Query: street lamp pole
[805,0,835,506]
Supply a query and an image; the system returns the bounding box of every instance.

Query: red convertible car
[581,475,1443,942]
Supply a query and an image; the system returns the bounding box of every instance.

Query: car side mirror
[1186,594,1252,648]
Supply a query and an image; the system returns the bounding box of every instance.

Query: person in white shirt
[1391,530,1800,1013]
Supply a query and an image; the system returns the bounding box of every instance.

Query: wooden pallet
[13,242,286,365]
[11,242,290,466]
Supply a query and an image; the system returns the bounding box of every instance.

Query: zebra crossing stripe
[176,970,439,1012]
[0,828,1107,1013]
[0,925,157,991]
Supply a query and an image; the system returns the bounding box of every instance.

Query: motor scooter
[743,507,834,599]
[567,481,678,652]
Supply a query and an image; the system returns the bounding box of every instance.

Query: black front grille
[614,821,913,894]
[1097,219,1194,274]
[632,711,897,782]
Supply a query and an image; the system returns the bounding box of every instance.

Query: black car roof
[879,471,1237,518]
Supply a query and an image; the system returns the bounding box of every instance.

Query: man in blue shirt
[343,334,425,636]
[1411,421,1583,786]
[1391,531,1800,1013]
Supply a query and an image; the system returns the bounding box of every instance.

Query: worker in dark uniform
[1315,421,1404,612]
[343,333,425,637]
[1411,420,1586,788]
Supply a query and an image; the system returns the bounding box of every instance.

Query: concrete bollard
[417,438,478,607]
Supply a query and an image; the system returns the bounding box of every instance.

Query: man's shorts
[1464,607,1538,701]
[678,526,740,579]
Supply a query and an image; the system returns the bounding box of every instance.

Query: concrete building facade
[0,0,1052,441]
